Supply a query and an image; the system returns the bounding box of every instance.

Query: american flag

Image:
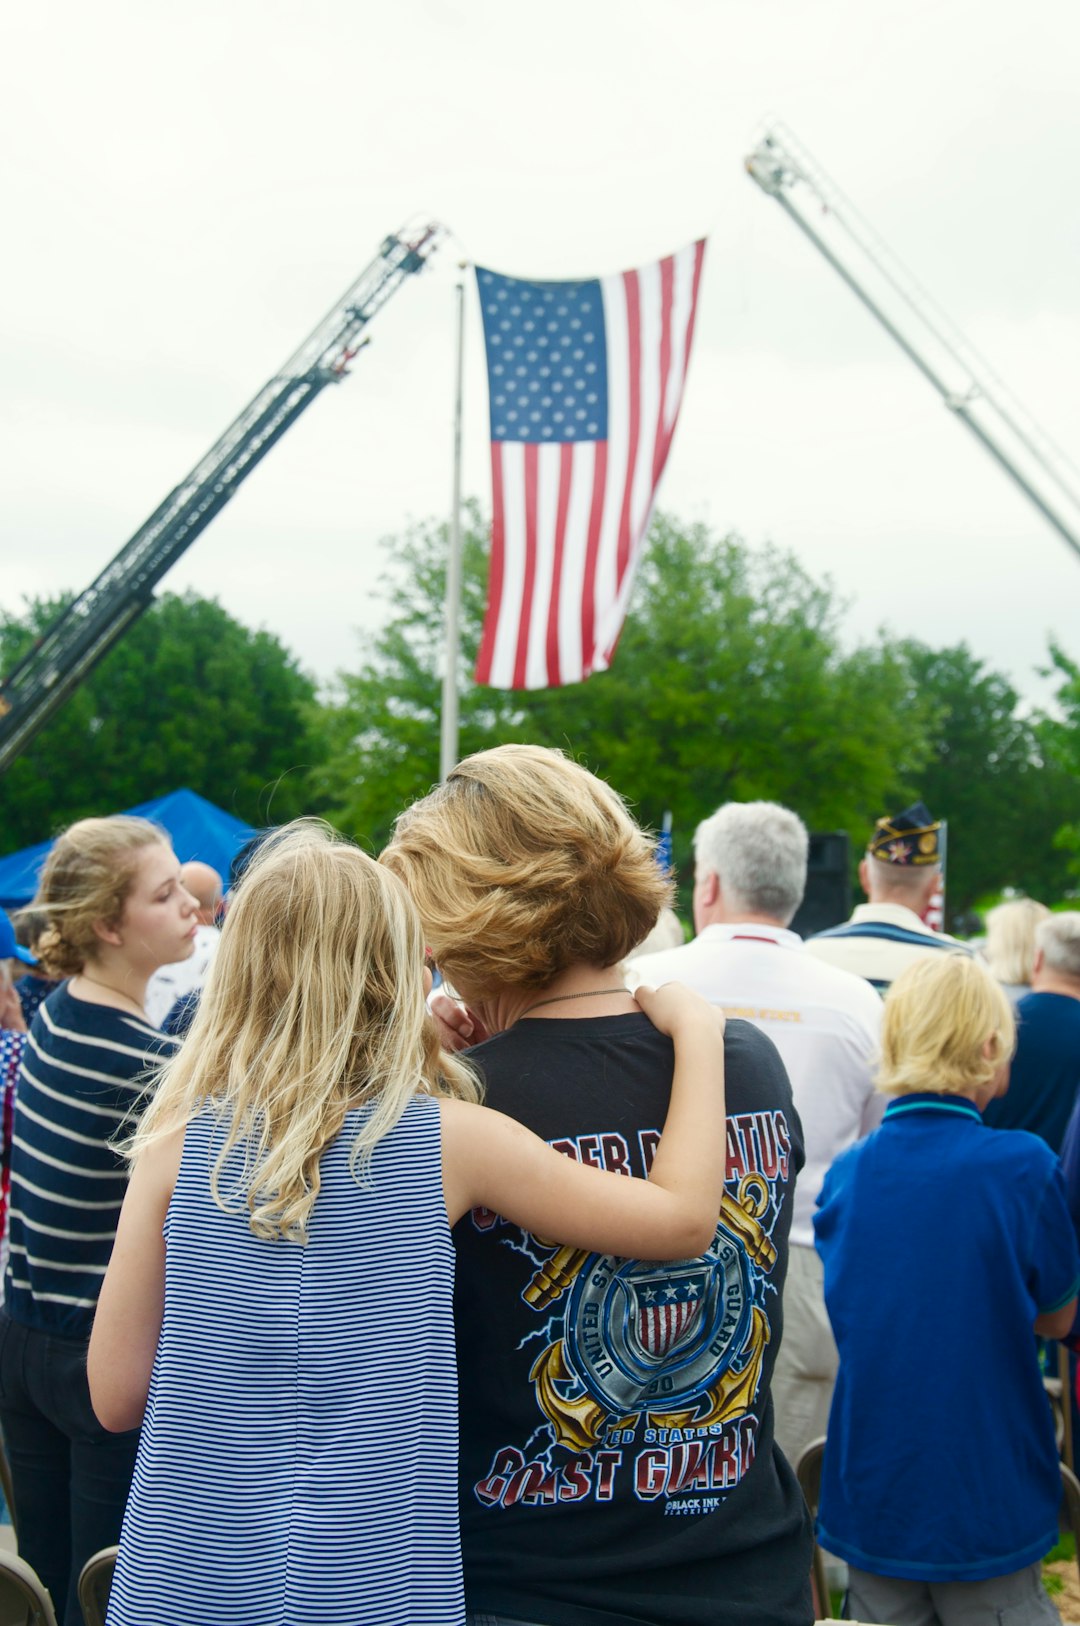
[474,241,706,690]
[636,1278,704,1358]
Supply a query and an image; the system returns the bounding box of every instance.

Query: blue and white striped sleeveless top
[108,1092,463,1626]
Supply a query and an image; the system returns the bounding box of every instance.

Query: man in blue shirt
[984,912,1080,1151]
[815,952,1078,1626]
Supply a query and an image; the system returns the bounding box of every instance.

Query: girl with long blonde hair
[89,820,726,1626]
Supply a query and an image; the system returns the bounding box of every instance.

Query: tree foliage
[1039,644,1080,885]
[6,515,1076,925]
[893,641,1077,916]
[0,592,326,851]
[320,509,933,898]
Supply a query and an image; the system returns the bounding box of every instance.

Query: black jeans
[467,1617,549,1625]
[0,1310,139,1626]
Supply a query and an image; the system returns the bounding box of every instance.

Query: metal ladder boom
[0,222,443,773]
[745,124,1080,566]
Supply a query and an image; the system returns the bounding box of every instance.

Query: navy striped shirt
[6,985,177,1339]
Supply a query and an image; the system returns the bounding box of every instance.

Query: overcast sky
[3,0,1078,708]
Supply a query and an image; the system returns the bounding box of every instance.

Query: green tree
[321,508,932,901]
[0,592,329,851]
[890,641,1077,918]
[1039,644,1080,887]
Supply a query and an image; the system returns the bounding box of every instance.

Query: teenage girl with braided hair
[1,815,197,1626]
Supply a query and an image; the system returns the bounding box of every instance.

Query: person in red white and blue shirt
[0,910,37,1272]
[814,952,1078,1626]
[0,1006,26,1277]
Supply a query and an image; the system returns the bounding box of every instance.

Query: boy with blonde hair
[814,953,1079,1626]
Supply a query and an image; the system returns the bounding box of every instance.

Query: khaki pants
[847,1560,1061,1624]
[771,1242,838,1470]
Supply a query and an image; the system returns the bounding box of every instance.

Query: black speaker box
[790,832,851,939]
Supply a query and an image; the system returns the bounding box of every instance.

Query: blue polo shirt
[982,991,1080,1152]
[814,1093,1079,1582]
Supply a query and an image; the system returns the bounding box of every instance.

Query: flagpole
[440,271,467,782]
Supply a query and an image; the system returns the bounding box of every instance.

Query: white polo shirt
[145,923,220,1028]
[805,902,969,993]
[627,922,883,1247]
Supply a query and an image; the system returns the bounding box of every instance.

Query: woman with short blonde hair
[983,897,1050,1002]
[385,742,670,997]
[382,744,814,1626]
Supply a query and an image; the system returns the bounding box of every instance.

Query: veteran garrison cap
[868,801,942,867]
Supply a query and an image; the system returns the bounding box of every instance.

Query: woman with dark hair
[382,745,813,1626]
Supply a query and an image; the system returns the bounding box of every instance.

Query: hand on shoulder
[635,981,725,1042]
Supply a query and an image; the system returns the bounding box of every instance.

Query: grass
[1045,1528,1075,1596]
[1047,1531,1076,1566]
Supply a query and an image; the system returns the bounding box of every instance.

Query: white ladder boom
[745,122,1080,566]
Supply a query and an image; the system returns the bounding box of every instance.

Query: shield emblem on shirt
[562,1227,753,1414]
[632,1272,707,1359]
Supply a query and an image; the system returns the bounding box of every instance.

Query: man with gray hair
[984,912,1080,1152]
[627,800,883,1468]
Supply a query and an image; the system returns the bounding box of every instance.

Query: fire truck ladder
[745,122,1080,566]
[0,220,444,774]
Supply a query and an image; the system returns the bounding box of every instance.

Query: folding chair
[1044,1369,1066,1454]
[0,1432,16,1542]
[1058,1342,1075,1472]
[794,1437,831,1620]
[0,1549,58,1626]
[1060,1461,1080,1587]
[76,1545,117,1626]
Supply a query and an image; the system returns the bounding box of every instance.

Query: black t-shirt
[454,1012,814,1626]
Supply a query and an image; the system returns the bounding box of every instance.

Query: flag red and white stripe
[475,240,706,689]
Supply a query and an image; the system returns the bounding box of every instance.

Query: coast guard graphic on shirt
[472,1110,790,1511]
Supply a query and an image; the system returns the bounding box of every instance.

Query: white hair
[693,801,808,926]
[863,853,937,899]
[1036,913,1080,981]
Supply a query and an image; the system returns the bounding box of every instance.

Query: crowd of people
[0,750,1079,1626]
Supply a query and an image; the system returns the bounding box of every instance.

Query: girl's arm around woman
[441,981,725,1260]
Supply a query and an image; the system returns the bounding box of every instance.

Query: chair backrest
[0,1549,59,1626]
[0,1431,17,1542]
[77,1545,118,1626]
[794,1438,829,1620]
[1060,1461,1080,1585]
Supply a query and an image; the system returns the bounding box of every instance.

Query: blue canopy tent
[0,789,256,911]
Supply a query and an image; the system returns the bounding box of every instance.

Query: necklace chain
[76,973,145,1013]
[518,986,628,1019]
